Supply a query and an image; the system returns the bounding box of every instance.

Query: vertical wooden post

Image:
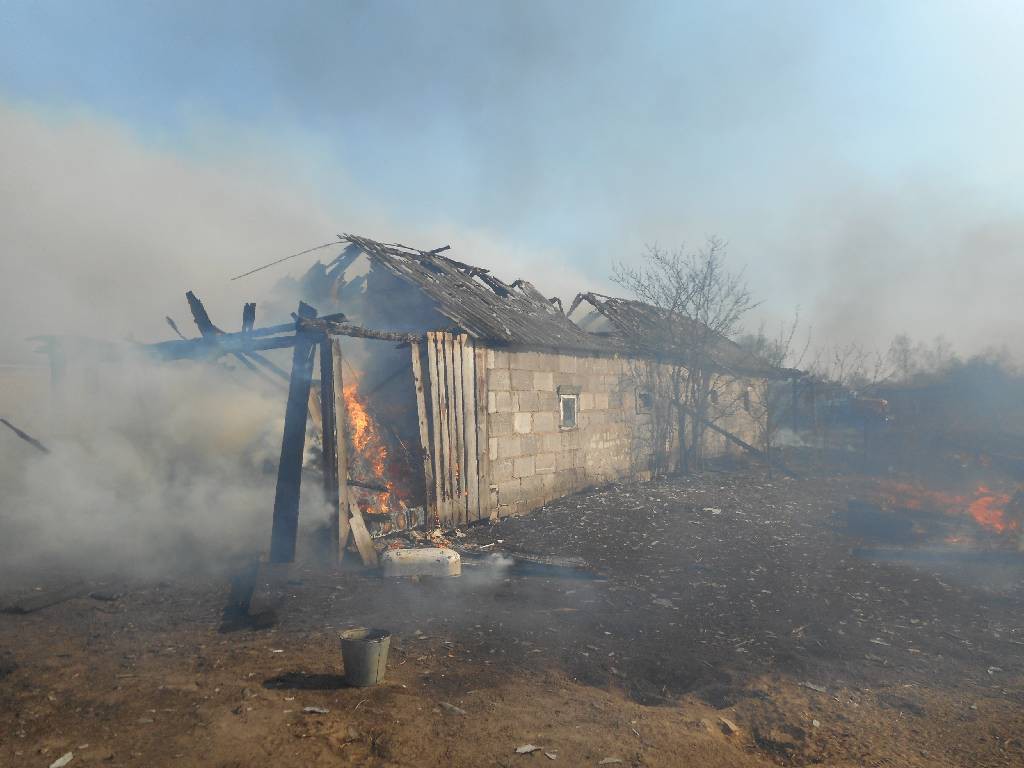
[269,302,318,564]
[410,340,437,525]
[426,332,445,527]
[319,338,350,562]
[460,337,479,521]
[441,333,458,525]
[332,340,351,560]
[474,344,491,519]
[320,338,339,555]
[451,336,467,525]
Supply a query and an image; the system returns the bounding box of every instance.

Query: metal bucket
[340,627,391,687]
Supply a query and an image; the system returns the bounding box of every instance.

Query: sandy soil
[2,469,1023,767]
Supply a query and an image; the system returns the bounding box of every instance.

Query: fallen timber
[184,291,286,389]
[135,299,428,571]
[0,418,50,454]
[143,314,423,361]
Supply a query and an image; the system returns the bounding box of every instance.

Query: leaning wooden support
[269,302,319,564]
[678,403,798,478]
[348,502,378,567]
[679,403,763,457]
[409,340,437,526]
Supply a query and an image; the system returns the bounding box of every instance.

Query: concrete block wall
[484,347,764,517]
[484,348,652,517]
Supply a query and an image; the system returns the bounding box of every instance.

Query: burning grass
[875,479,1021,536]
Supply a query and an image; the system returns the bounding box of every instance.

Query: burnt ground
[2,468,1024,767]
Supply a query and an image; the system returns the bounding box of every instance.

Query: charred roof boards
[339,234,612,354]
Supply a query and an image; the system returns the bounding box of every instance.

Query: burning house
[131,234,773,563]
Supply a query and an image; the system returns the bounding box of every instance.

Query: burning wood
[342,377,417,519]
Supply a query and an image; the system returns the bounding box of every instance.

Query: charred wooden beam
[269,301,320,564]
[298,317,422,344]
[144,312,346,361]
[0,418,50,454]
[151,334,298,360]
[319,337,340,561]
[348,478,388,493]
[185,291,284,388]
[242,302,256,332]
[186,290,222,335]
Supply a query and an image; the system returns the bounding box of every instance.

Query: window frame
[635,387,653,414]
[557,384,581,430]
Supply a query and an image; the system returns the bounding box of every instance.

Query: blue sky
[2,1,1024,359]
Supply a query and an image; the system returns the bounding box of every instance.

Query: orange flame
[345,383,373,454]
[968,486,1016,534]
[878,480,1019,535]
[343,382,393,512]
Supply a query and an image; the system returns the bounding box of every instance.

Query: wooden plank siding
[416,332,486,526]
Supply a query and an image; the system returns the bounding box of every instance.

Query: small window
[635,388,653,413]
[743,386,753,413]
[557,385,581,430]
[559,393,578,429]
[709,389,719,405]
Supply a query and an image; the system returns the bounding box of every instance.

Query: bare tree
[810,342,891,392]
[736,310,808,475]
[885,333,961,383]
[613,238,758,472]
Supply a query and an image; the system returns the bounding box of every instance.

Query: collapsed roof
[568,292,779,377]
[338,234,612,353]
[285,234,783,377]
